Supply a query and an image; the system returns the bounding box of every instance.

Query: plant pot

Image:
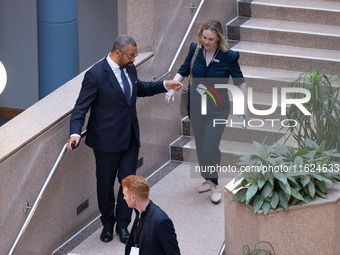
[225,179,340,255]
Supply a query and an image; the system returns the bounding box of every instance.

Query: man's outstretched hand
[165,80,183,91]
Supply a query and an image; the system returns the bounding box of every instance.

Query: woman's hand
[165,90,175,105]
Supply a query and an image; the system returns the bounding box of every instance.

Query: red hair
[122,175,150,200]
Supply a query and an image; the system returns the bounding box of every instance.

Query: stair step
[231,41,340,74]
[182,115,286,145]
[240,65,300,93]
[241,0,340,26]
[231,90,291,119]
[171,136,256,167]
[241,66,301,80]
[252,0,340,11]
[228,17,340,51]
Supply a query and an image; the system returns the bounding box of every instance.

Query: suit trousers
[93,132,139,229]
[189,113,227,185]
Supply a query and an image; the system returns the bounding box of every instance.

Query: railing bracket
[24,202,31,214]
[190,3,198,14]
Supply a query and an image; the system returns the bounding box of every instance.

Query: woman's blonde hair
[198,20,229,53]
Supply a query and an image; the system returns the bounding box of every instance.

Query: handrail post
[154,0,206,81]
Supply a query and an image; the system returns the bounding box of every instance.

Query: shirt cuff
[70,133,81,138]
[163,80,169,92]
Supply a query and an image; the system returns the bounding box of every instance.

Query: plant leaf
[274,143,291,156]
[253,141,269,160]
[246,184,259,204]
[307,181,316,198]
[304,195,311,204]
[279,180,291,196]
[315,180,327,193]
[229,188,247,204]
[301,175,311,187]
[257,178,266,189]
[312,174,333,185]
[315,189,327,199]
[233,178,249,190]
[268,178,274,186]
[234,174,244,183]
[305,139,319,150]
[279,191,289,211]
[261,182,274,198]
[253,195,264,213]
[262,201,271,215]
[290,187,306,202]
[270,191,279,209]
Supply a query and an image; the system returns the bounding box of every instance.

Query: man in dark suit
[66,35,183,244]
[122,175,181,255]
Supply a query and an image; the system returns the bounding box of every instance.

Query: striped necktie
[120,67,131,103]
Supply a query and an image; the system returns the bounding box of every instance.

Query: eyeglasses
[120,49,138,60]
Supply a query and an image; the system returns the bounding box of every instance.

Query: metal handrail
[218,241,225,255]
[9,3,207,252]
[8,131,87,255]
[154,0,206,81]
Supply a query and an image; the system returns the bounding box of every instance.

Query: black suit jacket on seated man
[67,35,182,244]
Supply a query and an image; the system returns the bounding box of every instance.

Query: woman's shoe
[210,183,222,203]
[198,181,211,193]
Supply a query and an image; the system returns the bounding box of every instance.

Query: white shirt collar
[106,53,120,71]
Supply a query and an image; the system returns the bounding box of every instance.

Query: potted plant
[284,71,340,151]
[229,139,340,214]
[225,71,340,254]
[242,241,276,255]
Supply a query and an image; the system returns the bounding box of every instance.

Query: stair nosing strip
[243,74,296,80]
[233,48,340,62]
[240,25,340,38]
[251,1,340,13]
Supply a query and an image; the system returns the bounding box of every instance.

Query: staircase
[171,0,340,172]
[58,1,340,254]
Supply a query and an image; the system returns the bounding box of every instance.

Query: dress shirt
[106,54,133,98]
[106,53,168,93]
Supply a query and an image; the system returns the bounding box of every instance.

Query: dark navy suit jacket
[125,201,181,255]
[70,57,166,153]
[178,42,245,117]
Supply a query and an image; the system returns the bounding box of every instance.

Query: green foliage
[242,241,276,255]
[229,139,340,215]
[285,72,340,151]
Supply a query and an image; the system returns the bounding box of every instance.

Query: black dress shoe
[100,225,113,243]
[116,227,130,244]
